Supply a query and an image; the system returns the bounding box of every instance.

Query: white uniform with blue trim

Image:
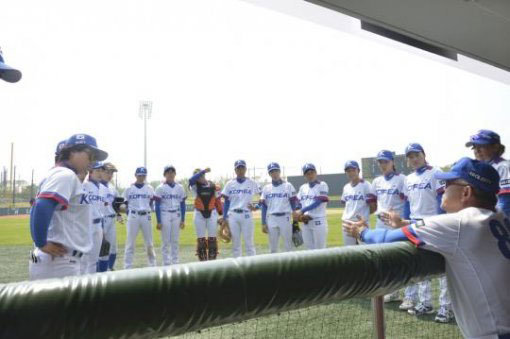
[222,178,260,257]
[80,180,105,274]
[29,166,92,280]
[155,182,187,265]
[403,166,450,310]
[490,158,510,216]
[261,181,297,253]
[341,180,376,245]
[372,173,406,229]
[123,184,156,268]
[297,181,329,250]
[407,208,510,339]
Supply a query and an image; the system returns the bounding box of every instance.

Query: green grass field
[0,210,461,338]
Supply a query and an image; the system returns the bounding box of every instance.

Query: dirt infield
[0,215,29,220]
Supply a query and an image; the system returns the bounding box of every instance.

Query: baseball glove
[298,214,313,224]
[292,221,304,247]
[99,237,111,257]
[218,218,232,243]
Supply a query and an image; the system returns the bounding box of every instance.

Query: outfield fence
[0,243,462,339]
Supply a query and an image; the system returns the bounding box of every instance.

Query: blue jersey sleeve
[360,225,423,245]
[223,198,230,219]
[189,170,206,187]
[180,200,186,222]
[403,201,411,220]
[261,201,267,225]
[155,200,162,223]
[30,198,59,248]
[301,199,322,213]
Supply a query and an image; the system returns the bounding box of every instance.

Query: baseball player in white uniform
[29,134,108,280]
[123,167,157,269]
[341,160,377,246]
[260,162,299,253]
[391,143,452,322]
[344,157,510,339]
[99,162,122,271]
[222,160,260,257]
[370,150,406,303]
[155,165,187,265]
[294,163,329,250]
[80,162,106,274]
[189,168,223,261]
[466,129,510,218]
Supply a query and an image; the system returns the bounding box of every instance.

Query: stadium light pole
[139,100,152,169]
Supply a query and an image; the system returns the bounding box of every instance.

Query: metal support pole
[372,296,385,339]
[12,166,16,206]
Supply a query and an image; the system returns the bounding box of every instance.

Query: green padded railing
[0,242,444,339]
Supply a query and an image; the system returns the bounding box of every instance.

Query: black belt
[271,212,288,216]
[93,218,102,224]
[107,214,116,218]
[71,250,84,258]
[131,211,149,215]
[163,209,178,213]
[232,209,247,213]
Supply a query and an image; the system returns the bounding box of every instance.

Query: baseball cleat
[398,298,415,310]
[435,307,455,323]
[408,303,434,316]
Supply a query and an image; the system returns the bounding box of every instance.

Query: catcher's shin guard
[207,237,218,260]
[196,237,208,261]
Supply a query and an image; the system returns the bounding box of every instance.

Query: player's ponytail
[497,144,505,157]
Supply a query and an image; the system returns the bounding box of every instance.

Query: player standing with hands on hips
[29,134,108,280]
[344,157,510,339]
[340,160,377,246]
[294,163,329,250]
[123,167,157,269]
[189,167,223,261]
[465,129,510,217]
[260,162,299,253]
[154,165,187,265]
[221,160,260,257]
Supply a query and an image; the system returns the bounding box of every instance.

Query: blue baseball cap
[55,140,66,156]
[465,130,501,147]
[405,143,425,156]
[234,160,247,169]
[0,48,22,83]
[344,160,360,171]
[376,150,394,161]
[91,161,104,170]
[267,162,280,173]
[435,157,500,194]
[302,163,316,174]
[135,167,148,176]
[63,134,108,161]
[163,165,176,174]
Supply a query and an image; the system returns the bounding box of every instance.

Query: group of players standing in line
[28,130,510,326]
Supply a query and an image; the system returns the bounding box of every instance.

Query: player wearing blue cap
[466,129,510,217]
[344,157,510,339]
[29,134,108,280]
[80,162,106,274]
[370,150,406,303]
[0,47,22,83]
[340,160,376,246]
[383,143,452,322]
[154,166,187,265]
[221,160,261,257]
[294,163,329,250]
[189,167,223,261]
[260,162,299,253]
[123,167,157,268]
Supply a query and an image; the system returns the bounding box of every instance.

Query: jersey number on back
[489,218,510,259]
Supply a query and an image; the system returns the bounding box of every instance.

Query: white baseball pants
[194,210,218,238]
[103,215,117,254]
[124,212,156,269]
[266,214,293,253]
[302,217,328,250]
[29,247,82,280]
[80,223,103,274]
[228,211,255,257]
[161,211,181,265]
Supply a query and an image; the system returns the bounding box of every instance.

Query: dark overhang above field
[243,0,510,84]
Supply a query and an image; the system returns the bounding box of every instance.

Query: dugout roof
[243,0,510,85]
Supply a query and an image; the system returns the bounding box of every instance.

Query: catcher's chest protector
[194,181,216,218]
